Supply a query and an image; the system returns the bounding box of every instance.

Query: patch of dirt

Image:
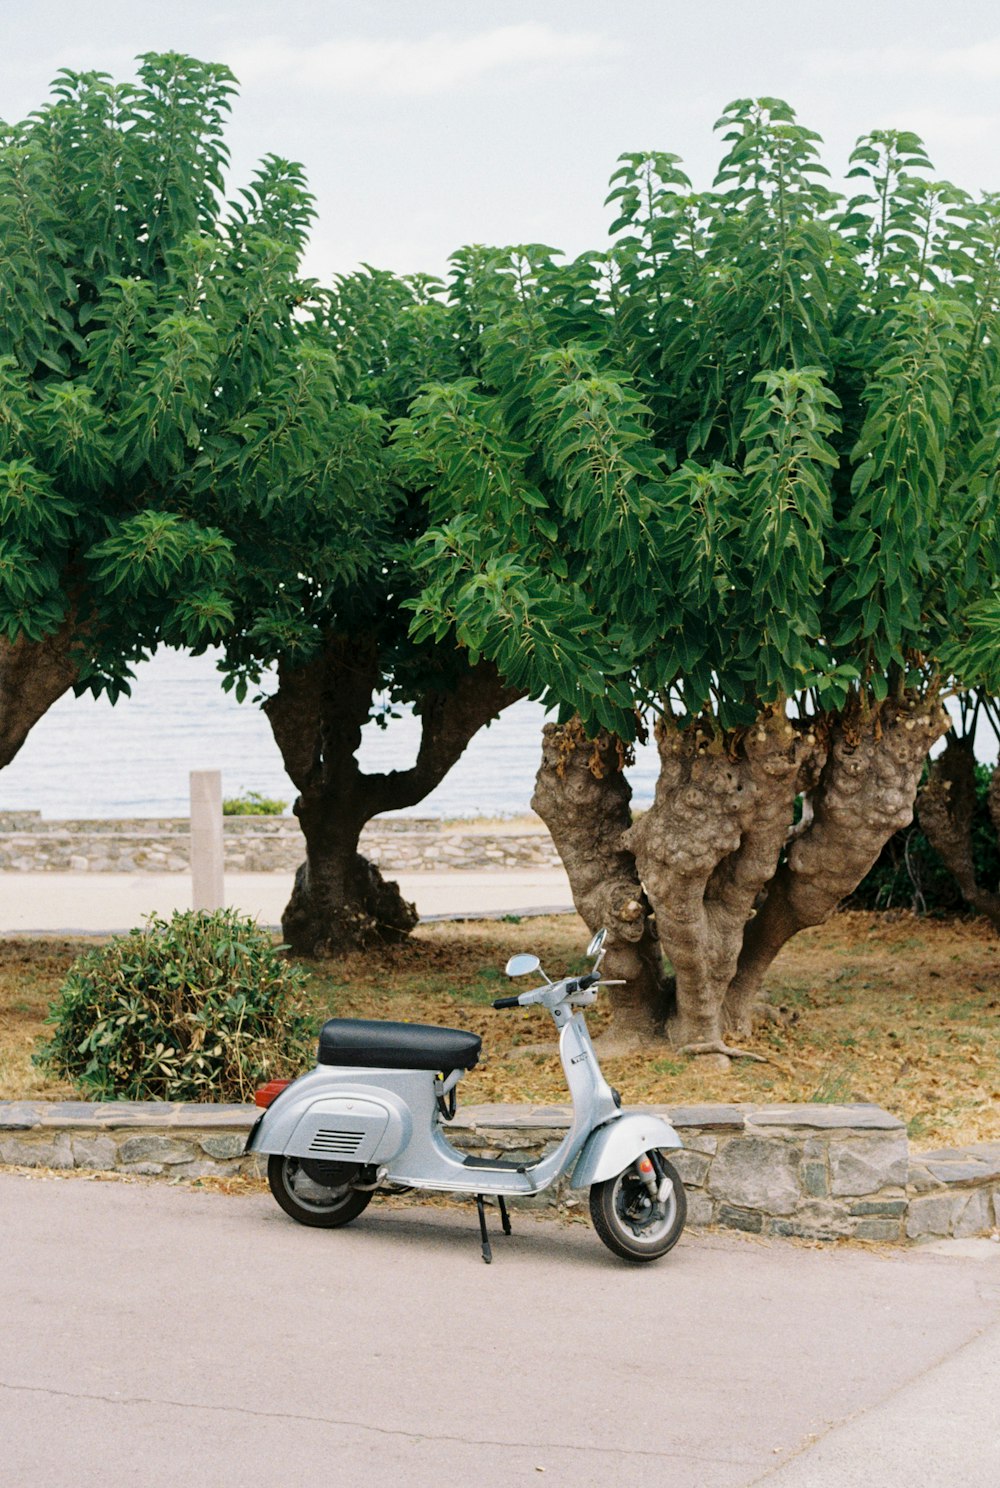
[2,913,998,1147]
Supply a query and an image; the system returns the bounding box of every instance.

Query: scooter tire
[590,1153,687,1262]
[267,1154,374,1229]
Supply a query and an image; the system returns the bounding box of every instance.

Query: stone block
[716,1204,763,1234]
[953,1190,993,1239]
[852,1218,904,1242]
[678,1132,718,1156]
[671,1150,711,1187]
[848,1199,907,1217]
[70,1135,117,1169]
[118,1135,196,1166]
[772,1203,849,1241]
[923,1159,1000,1185]
[0,1133,74,1168]
[0,1103,39,1131]
[173,1159,232,1180]
[669,1105,749,1131]
[906,1193,961,1239]
[748,1104,904,1131]
[198,1133,247,1160]
[685,1192,714,1227]
[907,1164,945,1194]
[829,1132,908,1196]
[801,1160,829,1198]
[708,1136,802,1215]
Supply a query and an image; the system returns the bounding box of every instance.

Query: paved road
[0,868,574,934]
[2,1174,998,1487]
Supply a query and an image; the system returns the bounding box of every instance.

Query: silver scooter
[246,929,687,1262]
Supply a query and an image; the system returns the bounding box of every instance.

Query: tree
[398,101,1000,1055]
[0,58,522,953]
[915,693,1000,929]
[0,55,322,763]
[199,263,523,955]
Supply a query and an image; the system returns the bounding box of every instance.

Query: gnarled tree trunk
[539,699,948,1059]
[624,709,816,1051]
[265,638,522,955]
[531,719,666,1049]
[917,734,1000,932]
[722,701,949,1034]
[0,626,79,770]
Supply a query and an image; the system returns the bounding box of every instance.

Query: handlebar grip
[577,972,600,990]
[492,996,521,1010]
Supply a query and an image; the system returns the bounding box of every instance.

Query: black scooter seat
[317,1017,482,1073]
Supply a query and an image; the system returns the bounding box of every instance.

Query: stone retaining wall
[0,812,560,874]
[2,1098,997,1243]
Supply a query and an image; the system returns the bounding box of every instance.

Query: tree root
[676,1040,769,1063]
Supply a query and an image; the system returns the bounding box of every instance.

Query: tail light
[254,1079,291,1108]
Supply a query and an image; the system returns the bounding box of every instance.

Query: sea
[0,649,662,821]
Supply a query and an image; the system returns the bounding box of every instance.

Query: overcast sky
[4,1,1000,282]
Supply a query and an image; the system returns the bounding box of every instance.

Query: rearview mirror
[505,953,541,978]
[586,929,607,958]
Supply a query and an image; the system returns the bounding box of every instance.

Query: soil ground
[2,910,998,1148]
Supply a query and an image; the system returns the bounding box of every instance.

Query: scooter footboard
[569,1112,682,1190]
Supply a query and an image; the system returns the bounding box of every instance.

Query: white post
[190,770,224,911]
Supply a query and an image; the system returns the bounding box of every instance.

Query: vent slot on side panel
[309,1127,365,1155]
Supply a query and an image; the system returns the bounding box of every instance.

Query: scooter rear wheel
[267,1155,374,1229]
[590,1152,686,1262]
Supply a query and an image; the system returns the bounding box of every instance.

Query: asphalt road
[2,1172,998,1488]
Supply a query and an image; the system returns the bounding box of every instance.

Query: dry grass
[3,912,998,1148]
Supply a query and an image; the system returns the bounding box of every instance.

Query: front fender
[570,1112,681,1191]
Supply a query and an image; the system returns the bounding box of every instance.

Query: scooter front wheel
[590,1152,686,1262]
[267,1155,374,1229]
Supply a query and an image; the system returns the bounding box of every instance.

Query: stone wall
[0,812,561,874]
[2,1097,997,1243]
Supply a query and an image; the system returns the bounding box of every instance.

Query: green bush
[36,910,310,1102]
[222,791,288,816]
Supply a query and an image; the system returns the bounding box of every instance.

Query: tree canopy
[399,99,1000,736]
[0,52,378,762]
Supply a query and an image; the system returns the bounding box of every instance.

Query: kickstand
[498,1195,512,1236]
[475,1194,492,1264]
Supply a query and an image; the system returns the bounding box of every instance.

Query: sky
[4,0,1000,284]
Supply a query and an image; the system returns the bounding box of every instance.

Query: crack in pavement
[0,1379,758,1468]
[745,1317,1000,1484]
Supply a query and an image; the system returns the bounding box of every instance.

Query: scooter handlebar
[492,995,522,1010]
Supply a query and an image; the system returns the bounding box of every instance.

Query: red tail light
[254,1079,291,1108]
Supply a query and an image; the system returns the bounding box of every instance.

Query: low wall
[0,812,560,875]
[2,1098,997,1243]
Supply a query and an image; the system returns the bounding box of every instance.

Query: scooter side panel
[246,1065,418,1161]
[568,1112,682,1190]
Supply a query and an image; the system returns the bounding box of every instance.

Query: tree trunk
[531,699,947,1061]
[531,719,666,1048]
[623,709,816,1050]
[724,700,949,1031]
[0,626,78,770]
[264,638,522,955]
[917,734,1000,932]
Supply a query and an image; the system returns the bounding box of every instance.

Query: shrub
[222,791,288,816]
[36,910,310,1102]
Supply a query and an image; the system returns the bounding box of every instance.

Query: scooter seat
[317,1017,482,1073]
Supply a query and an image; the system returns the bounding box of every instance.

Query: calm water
[0,649,661,820]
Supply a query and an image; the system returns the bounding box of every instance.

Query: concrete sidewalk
[0,867,575,934]
[2,1173,998,1488]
